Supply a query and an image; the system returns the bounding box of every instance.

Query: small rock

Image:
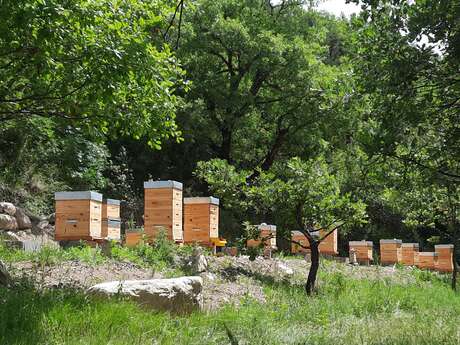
[191,247,208,274]
[14,208,32,230]
[48,213,55,225]
[0,214,18,230]
[276,262,294,276]
[87,277,203,314]
[0,202,16,216]
[0,260,12,286]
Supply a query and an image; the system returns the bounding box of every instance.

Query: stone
[87,277,203,314]
[0,260,12,286]
[276,262,294,276]
[191,247,208,274]
[0,202,16,216]
[0,214,18,230]
[14,207,32,230]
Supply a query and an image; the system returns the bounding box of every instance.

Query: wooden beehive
[125,231,144,248]
[349,241,373,264]
[144,180,183,242]
[55,191,103,241]
[319,229,338,255]
[183,197,220,246]
[418,252,438,270]
[401,243,419,266]
[435,244,454,273]
[379,239,402,265]
[247,224,277,249]
[291,230,309,254]
[101,199,121,240]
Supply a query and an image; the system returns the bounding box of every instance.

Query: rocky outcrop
[87,277,203,314]
[0,202,16,216]
[14,207,31,230]
[0,214,18,230]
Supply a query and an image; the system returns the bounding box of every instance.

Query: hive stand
[380,239,402,265]
[55,191,103,241]
[349,241,373,265]
[144,180,183,242]
[435,245,454,273]
[101,199,121,240]
[401,243,419,266]
[418,252,438,270]
[183,197,225,249]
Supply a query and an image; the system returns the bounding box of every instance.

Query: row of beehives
[54,180,227,248]
[350,239,454,272]
[54,191,121,241]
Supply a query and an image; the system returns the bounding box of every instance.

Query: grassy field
[1,244,460,345]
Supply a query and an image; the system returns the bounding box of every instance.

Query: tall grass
[1,264,460,344]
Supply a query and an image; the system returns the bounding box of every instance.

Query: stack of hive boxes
[435,245,454,272]
[349,241,373,264]
[418,252,438,270]
[291,231,309,254]
[380,239,402,265]
[101,199,121,240]
[55,191,103,241]
[183,197,225,248]
[247,224,277,249]
[401,243,419,266]
[144,180,183,242]
[318,229,338,255]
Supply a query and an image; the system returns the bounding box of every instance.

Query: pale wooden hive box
[144,180,183,242]
[55,191,103,241]
[291,231,309,254]
[349,241,373,263]
[183,197,219,246]
[401,243,419,266]
[435,245,454,273]
[418,252,438,270]
[380,239,402,265]
[247,224,276,249]
[101,199,121,240]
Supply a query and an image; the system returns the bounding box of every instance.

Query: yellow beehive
[183,197,221,247]
[101,199,121,240]
[349,241,373,264]
[144,180,183,242]
[380,239,402,265]
[401,243,419,266]
[291,231,309,254]
[247,224,276,249]
[55,191,103,241]
[319,229,338,255]
[418,252,438,270]
[435,245,454,273]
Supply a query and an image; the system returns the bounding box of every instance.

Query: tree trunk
[306,240,320,295]
[452,246,457,291]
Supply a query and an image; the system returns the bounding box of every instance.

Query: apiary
[349,241,373,264]
[291,231,309,254]
[183,197,222,247]
[379,239,402,265]
[435,244,454,273]
[144,180,183,242]
[418,252,438,270]
[101,199,121,240]
[247,224,277,249]
[55,191,103,241]
[401,243,419,266]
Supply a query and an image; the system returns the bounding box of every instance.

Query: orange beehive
[318,229,338,255]
[183,197,222,247]
[125,231,145,248]
[247,224,277,249]
[418,252,438,270]
[55,191,103,241]
[144,180,183,242]
[291,230,309,254]
[435,245,454,273]
[101,199,121,240]
[379,239,402,265]
[401,243,419,266]
[349,241,373,264]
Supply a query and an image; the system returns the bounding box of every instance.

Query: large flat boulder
[87,277,203,313]
[0,214,18,231]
